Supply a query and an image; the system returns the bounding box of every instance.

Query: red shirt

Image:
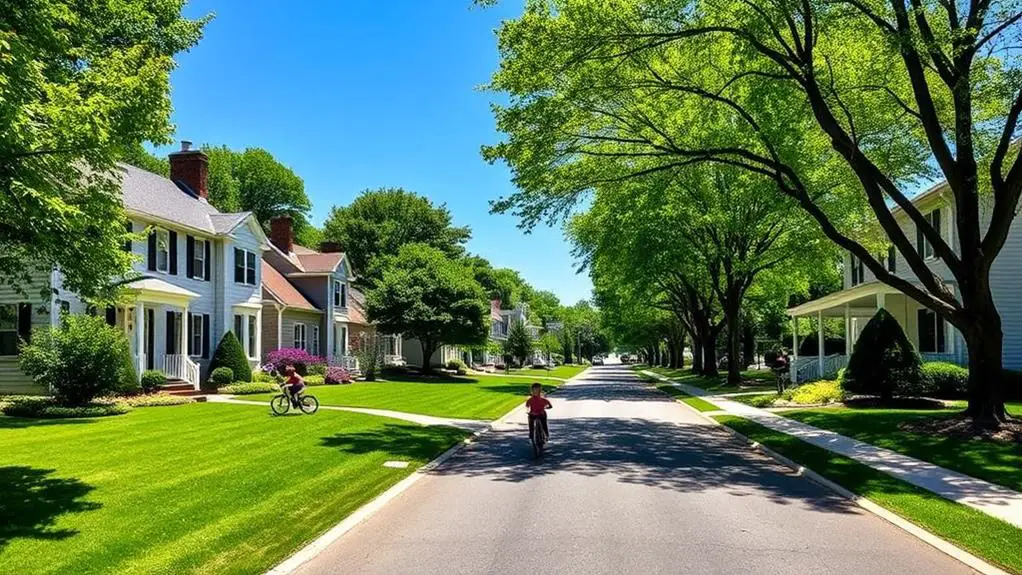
[286,373,303,387]
[525,395,551,415]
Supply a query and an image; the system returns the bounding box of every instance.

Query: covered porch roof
[122,278,200,306]
[787,281,905,318]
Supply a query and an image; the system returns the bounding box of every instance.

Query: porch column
[791,316,799,383]
[180,307,189,358]
[844,304,851,356]
[255,308,262,361]
[817,310,824,377]
[876,292,886,310]
[134,302,144,380]
[276,305,283,351]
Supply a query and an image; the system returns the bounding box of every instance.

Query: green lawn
[730,393,782,408]
[646,367,777,394]
[656,384,720,412]
[714,415,1022,574]
[247,374,559,420]
[782,404,1022,493]
[505,364,588,380]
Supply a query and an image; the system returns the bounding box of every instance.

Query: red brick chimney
[270,216,294,254]
[168,140,208,200]
[319,241,344,253]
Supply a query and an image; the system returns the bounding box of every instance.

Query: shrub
[122,393,192,407]
[19,314,136,406]
[1,396,131,418]
[253,371,278,384]
[325,366,351,385]
[446,359,467,375]
[218,382,278,395]
[307,363,327,376]
[208,367,234,390]
[140,370,166,394]
[264,348,323,376]
[843,309,923,401]
[352,332,384,381]
[208,332,252,383]
[784,380,844,405]
[381,365,408,378]
[921,362,969,398]
[304,374,325,386]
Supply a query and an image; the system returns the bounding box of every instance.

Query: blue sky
[161,0,593,304]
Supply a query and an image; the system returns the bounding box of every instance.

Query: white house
[0,142,269,393]
[787,177,1022,382]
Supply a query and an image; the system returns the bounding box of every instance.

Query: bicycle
[270,384,319,415]
[529,413,548,458]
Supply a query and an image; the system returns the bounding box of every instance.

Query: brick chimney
[270,216,294,254]
[168,140,209,200]
[319,241,344,253]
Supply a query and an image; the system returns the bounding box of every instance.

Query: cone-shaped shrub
[208,332,252,384]
[843,308,923,400]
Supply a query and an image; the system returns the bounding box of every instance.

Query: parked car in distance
[620,354,632,364]
[592,356,604,366]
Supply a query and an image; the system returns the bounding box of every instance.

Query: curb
[647,371,1010,575]
[264,367,588,575]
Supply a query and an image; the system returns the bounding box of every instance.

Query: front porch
[117,279,202,390]
[787,281,965,383]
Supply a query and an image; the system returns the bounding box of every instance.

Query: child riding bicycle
[282,364,305,407]
[525,383,552,441]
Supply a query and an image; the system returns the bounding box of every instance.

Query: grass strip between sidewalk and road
[713,415,1022,574]
[656,384,719,412]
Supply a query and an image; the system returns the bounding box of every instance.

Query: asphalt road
[294,365,973,575]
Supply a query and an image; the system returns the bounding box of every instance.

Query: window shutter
[204,241,212,281]
[202,314,210,359]
[166,311,175,354]
[105,306,116,327]
[124,221,133,252]
[148,232,157,271]
[246,251,256,285]
[186,236,195,279]
[169,231,178,275]
[18,303,32,343]
[187,314,194,356]
[937,314,946,353]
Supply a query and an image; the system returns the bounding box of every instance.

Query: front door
[145,308,155,370]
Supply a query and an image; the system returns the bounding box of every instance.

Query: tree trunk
[725,302,742,385]
[690,336,703,374]
[742,321,755,368]
[420,339,436,374]
[962,311,1008,424]
[702,329,718,377]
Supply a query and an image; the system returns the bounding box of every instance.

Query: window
[234,248,257,285]
[917,309,946,353]
[293,323,307,351]
[887,246,897,273]
[849,253,865,286]
[0,304,17,356]
[189,314,203,357]
[248,315,257,358]
[234,315,244,340]
[917,209,942,260]
[311,325,320,356]
[333,280,347,307]
[156,229,170,272]
[193,239,205,278]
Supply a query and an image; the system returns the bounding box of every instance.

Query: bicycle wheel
[531,428,543,458]
[299,395,319,414]
[270,394,290,415]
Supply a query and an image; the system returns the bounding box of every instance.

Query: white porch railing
[793,354,849,384]
[335,355,359,373]
[164,354,201,390]
[384,354,406,366]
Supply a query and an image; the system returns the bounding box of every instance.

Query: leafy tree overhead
[323,188,471,285]
[202,145,242,213]
[1,1,208,299]
[116,143,169,178]
[365,243,489,371]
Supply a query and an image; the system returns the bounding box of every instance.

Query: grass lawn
[714,415,1022,574]
[656,384,719,412]
[782,404,1022,493]
[645,367,777,394]
[0,403,468,575]
[505,364,588,380]
[247,373,559,420]
[730,393,782,408]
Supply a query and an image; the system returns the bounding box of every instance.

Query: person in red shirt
[525,383,552,441]
[283,364,305,407]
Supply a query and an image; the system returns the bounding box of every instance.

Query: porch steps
[159,379,203,397]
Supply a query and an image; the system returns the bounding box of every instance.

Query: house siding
[281,310,325,355]
[0,269,52,393]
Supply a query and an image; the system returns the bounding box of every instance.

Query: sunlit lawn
[656,384,719,412]
[505,364,588,380]
[246,373,560,420]
[645,367,777,394]
[0,404,468,575]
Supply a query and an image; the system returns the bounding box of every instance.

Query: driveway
[294,365,973,575]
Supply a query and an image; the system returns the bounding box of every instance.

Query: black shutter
[202,314,210,359]
[937,314,946,353]
[169,231,178,275]
[17,303,32,343]
[148,232,157,271]
[166,311,175,354]
[187,314,194,356]
[204,241,212,281]
[124,221,132,252]
[186,236,195,279]
[105,306,116,327]
[246,252,256,285]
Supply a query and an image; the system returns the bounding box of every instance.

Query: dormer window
[334,280,346,307]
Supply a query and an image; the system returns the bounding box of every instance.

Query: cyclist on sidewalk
[525,383,552,441]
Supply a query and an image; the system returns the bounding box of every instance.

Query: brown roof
[348,288,369,326]
[262,262,320,312]
[296,252,344,273]
[291,244,318,255]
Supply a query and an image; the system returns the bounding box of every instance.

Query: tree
[504,319,535,367]
[483,0,1022,424]
[323,188,471,286]
[202,145,242,213]
[365,243,489,371]
[1,1,208,299]
[844,309,924,401]
[116,143,168,177]
[208,332,252,384]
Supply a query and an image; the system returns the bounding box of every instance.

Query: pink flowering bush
[325,366,352,385]
[263,348,324,376]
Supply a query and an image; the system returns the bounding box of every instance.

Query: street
[294,365,972,575]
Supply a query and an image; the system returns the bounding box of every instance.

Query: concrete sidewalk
[644,370,1022,530]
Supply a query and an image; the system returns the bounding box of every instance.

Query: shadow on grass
[319,424,469,460]
[379,374,481,385]
[0,466,100,549]
[0,416,96,429]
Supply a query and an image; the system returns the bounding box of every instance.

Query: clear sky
[159,0,593,305]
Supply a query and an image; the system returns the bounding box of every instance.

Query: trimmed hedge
[218,382,279,395]
[122,393,193,407]
[140,370,166,394]
[253,371,278,384]
[208,332,252,384]
[921,362,968,398]
[209,367,234,389]
[446,359,468,375]
[843,309,923,400]
[1,396,131,418]
[784,380,844,405]
[304,375,325,386]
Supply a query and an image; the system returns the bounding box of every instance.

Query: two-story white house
[0,142,268,394]
[786,177,1022,382]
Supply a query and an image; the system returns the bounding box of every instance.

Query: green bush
[208,332,252,384]
[922,362,969,398]
[122,393,192,407]
[842,309,923,400]
[446,359,467,375]
[253,371,278,383]
[19,314,136,406]
[218,382,278,395]
[208,367,234,390]
[307,363,327,376]
[304,374,325,386]
[140,370,166,394]
[784,380,844,405]
[1,396,131,418]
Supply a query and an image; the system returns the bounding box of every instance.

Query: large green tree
[1,0,208,298]
[323,188,471,285]
[365,243,489,370]
[504,319,535,367]
[484,0,1022,424]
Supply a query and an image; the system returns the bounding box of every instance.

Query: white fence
[793,354,849,384]
[164,354,201,389]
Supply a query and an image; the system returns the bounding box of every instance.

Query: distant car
[620,354,632,364]
[592,356,604,366]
